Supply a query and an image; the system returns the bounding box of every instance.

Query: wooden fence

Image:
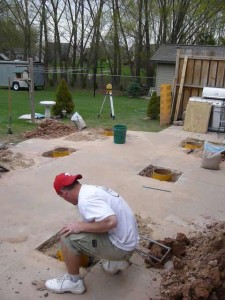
[172,48,225,121]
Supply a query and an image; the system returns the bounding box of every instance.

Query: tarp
[18,113,45,120]
[204,141,225,154]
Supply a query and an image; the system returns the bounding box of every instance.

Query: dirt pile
[145,222,225,300]
[0,148,34,171]
[65,127,107,142]
[135,214,154,246]
[23,119,76,139]
[22,119,107,141]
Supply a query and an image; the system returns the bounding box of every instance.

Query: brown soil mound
[136,217,225,299]
[153,222,225,299]
[65,127,107,142]
[22,119,107,141]
[0,148,34,170]
[23,119,76,139]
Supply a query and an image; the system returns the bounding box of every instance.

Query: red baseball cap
[54,172,82,194]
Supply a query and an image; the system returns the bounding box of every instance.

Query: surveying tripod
[98,83,115,119]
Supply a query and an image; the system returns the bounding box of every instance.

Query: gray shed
[150,44,225,95]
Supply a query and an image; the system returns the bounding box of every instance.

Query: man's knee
[60,234,74,251]
[60,234,82,255]
[60,234,68,245]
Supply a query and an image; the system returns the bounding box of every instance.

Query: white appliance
[202,87,225,99]
[189,87,225,132]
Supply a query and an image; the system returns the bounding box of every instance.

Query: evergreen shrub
[52,78,74,117]
[147,91,160,119]
[127,79,141,97]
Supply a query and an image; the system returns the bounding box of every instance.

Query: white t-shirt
[77,184,139,251]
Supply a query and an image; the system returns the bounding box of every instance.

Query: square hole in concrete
[37,232,60,259]
[139,165,182,182]
[36,232,95,268]
[42,147,76,158]
[180,138,204,150]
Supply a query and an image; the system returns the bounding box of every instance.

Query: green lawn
[0,88,166,144]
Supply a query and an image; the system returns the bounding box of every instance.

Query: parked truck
[0,60,44,91]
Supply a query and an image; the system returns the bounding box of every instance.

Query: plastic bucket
[113,125,127,144]
[152,168,172,182]
[56,249,93,267]
[184,141,202,149]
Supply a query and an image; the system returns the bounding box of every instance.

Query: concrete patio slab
[1,126,225,300]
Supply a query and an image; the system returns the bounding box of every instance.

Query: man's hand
[60,221,83,236]
[60,215,117,236]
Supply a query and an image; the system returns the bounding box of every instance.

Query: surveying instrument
[98,83,115,119]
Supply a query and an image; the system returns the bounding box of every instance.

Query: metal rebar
[138,236,171,263]
[142,186,171,193]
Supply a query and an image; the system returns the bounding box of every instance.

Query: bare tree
[111,0,121,86]
[143,0,153,86]
[86,0,105,92]
[2,0,40,59]
[45,0,66,83]
[64,0,91,86]
[134,0,143,78]
[116,3,135,76]
[2,0,225,90]
[154,0,225,45]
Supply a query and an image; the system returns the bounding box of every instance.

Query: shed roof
[150,44,225,64]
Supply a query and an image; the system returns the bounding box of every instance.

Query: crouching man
[45,172,139,294]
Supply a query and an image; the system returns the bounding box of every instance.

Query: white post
[109,93,115,119]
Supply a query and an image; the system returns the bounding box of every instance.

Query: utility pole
[28,58,35,124]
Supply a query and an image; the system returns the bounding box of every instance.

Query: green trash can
[113,125,127,144]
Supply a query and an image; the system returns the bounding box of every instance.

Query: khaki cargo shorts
[61,233,133,261]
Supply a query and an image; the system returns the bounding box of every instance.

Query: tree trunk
[144,0,152,87]
[112,0,122,88]
[42,0,49,86]
[135,0,143,78]
[87,0,104,94]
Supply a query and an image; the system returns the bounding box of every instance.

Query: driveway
[0,126,224,300]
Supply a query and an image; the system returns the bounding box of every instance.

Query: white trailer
[0,60,44,91]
